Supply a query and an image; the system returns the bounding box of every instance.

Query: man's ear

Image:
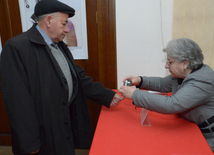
[45,15,52,27]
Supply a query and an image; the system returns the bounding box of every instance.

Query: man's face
[49,12,69,43]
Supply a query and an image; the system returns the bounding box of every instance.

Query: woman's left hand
[118,86,136,99]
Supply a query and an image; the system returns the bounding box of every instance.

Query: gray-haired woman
[119,38,214,151]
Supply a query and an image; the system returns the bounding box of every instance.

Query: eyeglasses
[166,60,176,66]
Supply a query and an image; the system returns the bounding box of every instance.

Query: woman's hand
[123,75,141,86]
[118,86,136,99]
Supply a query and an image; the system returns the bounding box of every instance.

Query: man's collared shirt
[36,25,53,45]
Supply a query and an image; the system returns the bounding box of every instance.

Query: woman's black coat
[1,25,116,155]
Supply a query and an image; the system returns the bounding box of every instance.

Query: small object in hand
[124,80,132,86]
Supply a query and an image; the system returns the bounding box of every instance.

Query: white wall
[116,0,174,88]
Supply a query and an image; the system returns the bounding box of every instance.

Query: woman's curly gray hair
[163,38,204,69]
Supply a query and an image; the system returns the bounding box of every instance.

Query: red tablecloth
[89,93,213,155]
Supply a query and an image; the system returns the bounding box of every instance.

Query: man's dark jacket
[0,25,116,155]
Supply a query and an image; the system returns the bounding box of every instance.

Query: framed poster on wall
[18,0,88,59]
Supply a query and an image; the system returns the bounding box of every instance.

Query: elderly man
[1,0,123,154]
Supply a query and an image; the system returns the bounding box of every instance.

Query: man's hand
[110,93,124,107]
[30,149,39,154]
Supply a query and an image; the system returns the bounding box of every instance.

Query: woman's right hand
[123,75,141,86]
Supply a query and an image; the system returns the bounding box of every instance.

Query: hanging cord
[159,0,164,48]
[159,0,167,62]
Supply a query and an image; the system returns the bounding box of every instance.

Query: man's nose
[64,25,69,33]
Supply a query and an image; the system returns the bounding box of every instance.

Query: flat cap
[34,0,75,18]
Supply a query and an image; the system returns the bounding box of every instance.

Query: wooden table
[89,94,213,155]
